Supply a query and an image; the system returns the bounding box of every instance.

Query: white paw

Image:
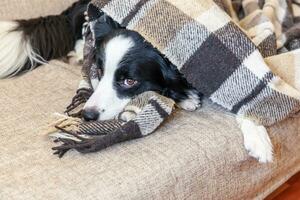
[178,90,201,111]
[74,39,84,63]
[237,117,273,163]
[118,111,137,122]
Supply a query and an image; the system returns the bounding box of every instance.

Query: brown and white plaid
[50,91,175,156]
[52,0,300,156]
[89,0,300,126]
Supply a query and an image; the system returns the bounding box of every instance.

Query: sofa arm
[0,0,77,20]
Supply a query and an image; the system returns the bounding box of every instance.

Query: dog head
[82,14,200,121]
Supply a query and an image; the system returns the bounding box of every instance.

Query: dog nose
[82,108,99,121]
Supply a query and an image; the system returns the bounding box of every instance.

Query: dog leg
[177,89,202,111]
[74,39,85,63]
[236,116,273,163]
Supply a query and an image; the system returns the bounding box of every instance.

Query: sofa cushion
[0,0,299,199]
[0,0,77,20]
[0,61,299,200]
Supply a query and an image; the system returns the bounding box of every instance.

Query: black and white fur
[0,0,90,78]
[81,14,272,163]
[0,1,272,163]
[83,31,202,120]
[82,14,201,121]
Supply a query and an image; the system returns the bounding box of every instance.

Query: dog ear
[92,14,122,44]
[160,62,202,103]
[87,3,102,21]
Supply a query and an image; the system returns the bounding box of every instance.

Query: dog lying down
[3,0,300,163]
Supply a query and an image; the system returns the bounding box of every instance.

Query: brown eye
[123,79,137,87]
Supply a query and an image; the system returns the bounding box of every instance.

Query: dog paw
[178,90,202,111]
[237,117,273,163]
[118,110,137,122]
[74,39,84,63]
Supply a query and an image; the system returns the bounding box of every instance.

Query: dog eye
[123,79,137,87]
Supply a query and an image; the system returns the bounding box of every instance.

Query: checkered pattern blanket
[49,91,174,156]
[89,0,300,126]
[51,0,300,156]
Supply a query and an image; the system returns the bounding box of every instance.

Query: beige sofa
[0,1,299,199]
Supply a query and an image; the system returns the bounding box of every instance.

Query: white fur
[119,111,137,122]
[0,21,45,79]
[84,35,135,120]
[236,116,273,163]
[74,39,84,63]
[178,90,201,111]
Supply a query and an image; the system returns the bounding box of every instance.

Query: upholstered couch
[0,1,299,199]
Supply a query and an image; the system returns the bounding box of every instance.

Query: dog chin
[97,115,116,121]
[97,109,124,121]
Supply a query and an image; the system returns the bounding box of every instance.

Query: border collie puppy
[79,12,272,164]
[0,0,90,78]
[82,14,202,121]
[0,1,271,163]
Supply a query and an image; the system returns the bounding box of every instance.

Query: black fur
[93,14,202,104]
[14,0,90,74]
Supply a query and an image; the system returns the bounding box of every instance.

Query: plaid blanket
[51,0,300,156]
[50,91,174,157]
[86,0,300,126]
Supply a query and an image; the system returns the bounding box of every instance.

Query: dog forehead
[104,35,134,67]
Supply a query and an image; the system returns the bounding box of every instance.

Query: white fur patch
[0,21,45,78]
[74,39,84,63]
[119,111,137,122]
[178,90,201,111]
[84,35,135,120]
[236,116,273,163]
